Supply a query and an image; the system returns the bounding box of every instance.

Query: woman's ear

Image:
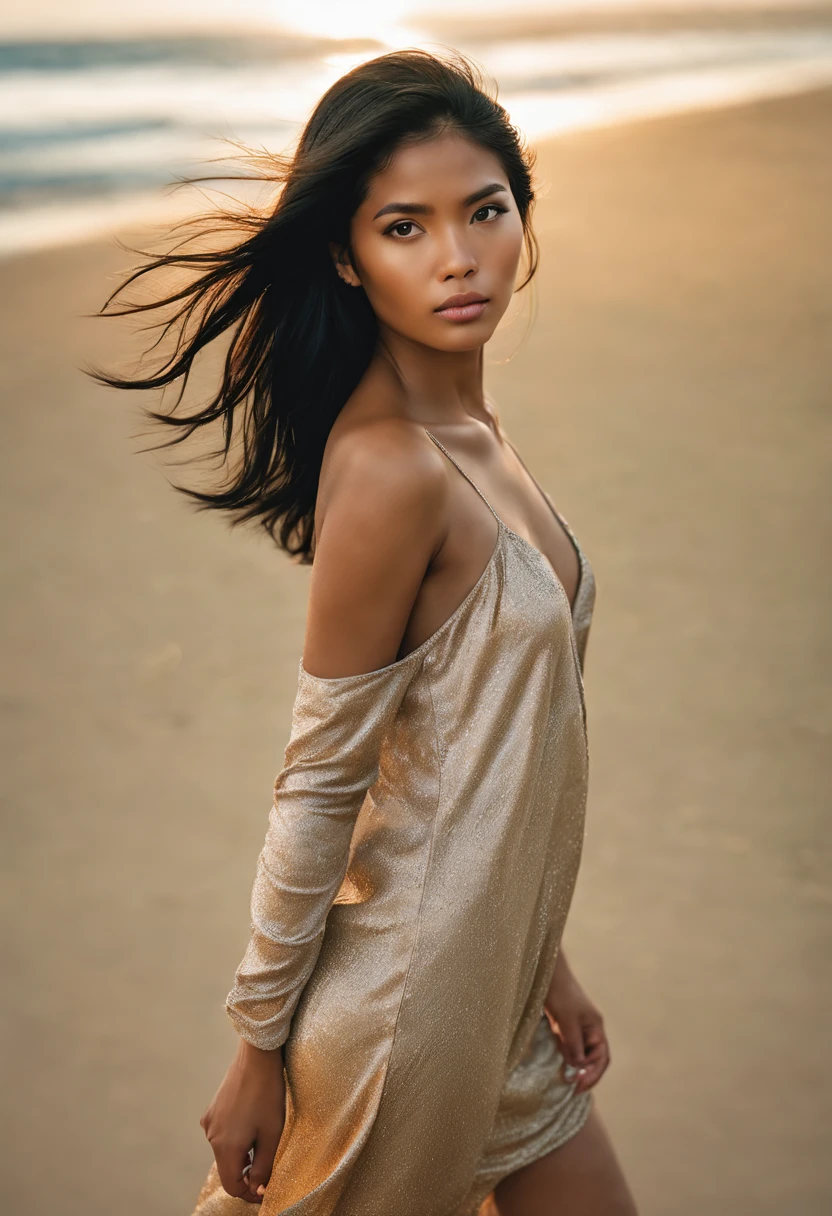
[328,241,362,288]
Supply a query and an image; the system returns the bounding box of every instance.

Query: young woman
[90,47,638,1216]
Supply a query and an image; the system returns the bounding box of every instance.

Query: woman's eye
[472,204,506,223]
[385,205,505,238]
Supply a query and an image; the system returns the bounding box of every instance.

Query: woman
[89,47,638,1216]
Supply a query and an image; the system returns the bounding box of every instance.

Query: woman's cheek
[496,228,524,281]
[366,260,425,327]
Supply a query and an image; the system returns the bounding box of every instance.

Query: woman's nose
[438,228,478,280]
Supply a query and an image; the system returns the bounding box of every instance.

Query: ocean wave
[2,24,832,256]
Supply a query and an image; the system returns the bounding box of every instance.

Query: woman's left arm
[543,948,611,1095]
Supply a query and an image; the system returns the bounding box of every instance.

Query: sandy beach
[1,84,830,1215]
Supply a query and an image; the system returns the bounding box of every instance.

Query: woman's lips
[435,300,488,322]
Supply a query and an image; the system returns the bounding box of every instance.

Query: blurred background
[5,0,832,254]
[1,3,830,1214]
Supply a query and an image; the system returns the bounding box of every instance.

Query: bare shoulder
[302,417,449,680]
[315,415,447,541]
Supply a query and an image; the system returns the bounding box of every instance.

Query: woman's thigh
[490,1097,639,1216]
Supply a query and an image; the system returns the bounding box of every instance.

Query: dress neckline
[422,428,585,617]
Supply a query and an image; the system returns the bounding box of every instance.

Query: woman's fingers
[573,1019,611,1093]
[247,1124,284,1200]
[553,1013,588,1071]
[213,1140,258,1200]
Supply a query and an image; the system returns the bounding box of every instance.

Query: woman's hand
[543,949,610,1096]
[199,1038,286,1204]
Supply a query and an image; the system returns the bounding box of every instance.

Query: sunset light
[271,0,414,42]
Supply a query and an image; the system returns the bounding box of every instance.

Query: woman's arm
[201,421,447,1201]
[224,654,423,1049]
[225,419,447,1048]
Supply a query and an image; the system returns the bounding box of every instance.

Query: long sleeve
[225,656,418,1051]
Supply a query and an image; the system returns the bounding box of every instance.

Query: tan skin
[200,130,638,1214]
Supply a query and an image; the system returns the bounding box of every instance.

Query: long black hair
[85,46,540,563]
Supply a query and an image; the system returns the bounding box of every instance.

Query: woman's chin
[426,319,498,352]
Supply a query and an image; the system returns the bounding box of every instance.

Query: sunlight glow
[270,0,413,43]
[321,50,387,73]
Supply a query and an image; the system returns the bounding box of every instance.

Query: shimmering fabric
[191,429,597,1216]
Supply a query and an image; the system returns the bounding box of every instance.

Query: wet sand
[1,86,830,1214]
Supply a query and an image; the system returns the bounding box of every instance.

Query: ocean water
[2,23,832,257]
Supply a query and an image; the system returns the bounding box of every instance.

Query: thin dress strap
[423,429,504,527]
[502,433,586,568]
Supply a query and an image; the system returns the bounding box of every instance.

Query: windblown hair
[85,47,540,563]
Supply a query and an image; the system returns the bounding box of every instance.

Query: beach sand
[1,86,830,1214]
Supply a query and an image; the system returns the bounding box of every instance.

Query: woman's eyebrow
[372,182,508,221]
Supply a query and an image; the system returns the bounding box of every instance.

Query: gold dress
[192,428,597,1216]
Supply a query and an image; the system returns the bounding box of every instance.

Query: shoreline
[3,72,832,262]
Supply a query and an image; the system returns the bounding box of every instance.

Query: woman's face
[333,131,526,351]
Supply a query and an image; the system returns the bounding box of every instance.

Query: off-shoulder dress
[191,427,597,1216]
